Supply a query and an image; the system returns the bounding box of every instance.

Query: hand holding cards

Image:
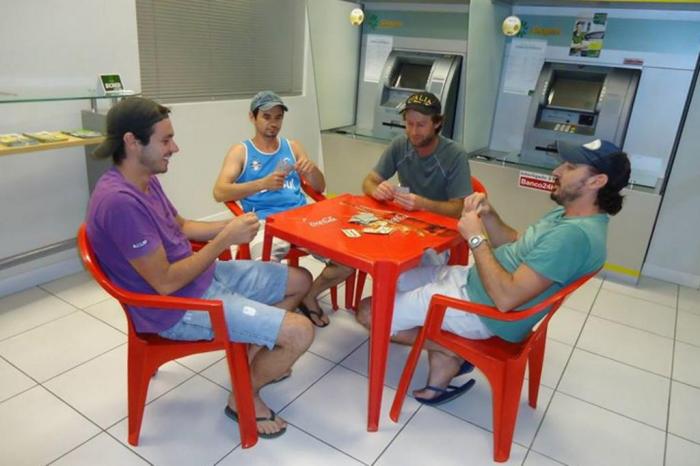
[394,185,410,195]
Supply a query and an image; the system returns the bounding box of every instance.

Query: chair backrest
[471,176,487,195]
[78,224,128,303]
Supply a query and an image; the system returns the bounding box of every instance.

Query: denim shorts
[158,260,288,349]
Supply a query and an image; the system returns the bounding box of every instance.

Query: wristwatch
[468,234,488,250]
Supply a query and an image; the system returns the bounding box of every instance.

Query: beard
[139,152,169,174]
[550,179,584,205]
[409,132,437,149]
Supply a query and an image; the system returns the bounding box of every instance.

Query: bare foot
[412,352,463,401]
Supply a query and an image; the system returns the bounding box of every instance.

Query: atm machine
[373,50,462,140]
[520,62,640,167]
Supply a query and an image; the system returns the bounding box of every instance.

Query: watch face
[469,235,484,249]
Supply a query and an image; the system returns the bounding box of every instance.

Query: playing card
[394,185,410,195]
[350,213,379,225]
[342,228,361,238]
[363,226,393,235]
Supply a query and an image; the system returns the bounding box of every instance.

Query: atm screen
[548,78,602,112]
[392,62,431,90]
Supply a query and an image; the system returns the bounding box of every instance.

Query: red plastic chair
[226,177,355,310]
[77,224,259,448]
[390,271,597,462]
[352,176,488,309]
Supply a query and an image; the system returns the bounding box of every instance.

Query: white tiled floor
[1,264,699,466]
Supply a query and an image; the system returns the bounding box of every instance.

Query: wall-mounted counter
[322,129,657,283]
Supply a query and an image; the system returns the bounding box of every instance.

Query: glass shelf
[0,89,138,105]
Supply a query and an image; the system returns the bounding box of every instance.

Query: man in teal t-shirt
[356,139,631,405]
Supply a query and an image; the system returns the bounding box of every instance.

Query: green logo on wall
[367,13,379,30]
[516,20,528,37]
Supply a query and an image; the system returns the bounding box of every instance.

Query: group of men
[86,90,631,437]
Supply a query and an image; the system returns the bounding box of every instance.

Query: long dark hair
[593,151,631,215]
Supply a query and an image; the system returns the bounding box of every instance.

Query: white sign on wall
[518,170,555,192]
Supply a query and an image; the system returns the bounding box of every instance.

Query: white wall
[161,27,324,220]
[0,0,141,262]
[463,0,509,153]
[308,0,361,130]
[0,0,323,295]
[643,75,700,288]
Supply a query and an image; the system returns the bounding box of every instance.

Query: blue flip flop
[224,405,287,439]
[414,378,476,406]
[456,360,474,377]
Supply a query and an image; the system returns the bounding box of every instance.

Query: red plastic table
[262,194,467,431]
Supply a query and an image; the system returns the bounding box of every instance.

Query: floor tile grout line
[430,402,533,450]
[663,285,680,466]
[0,308,82,343]
[79,307,128,336]
[37,281,113,311]
[193,351,373,465]
[0,353,44,403]
[39,341,128,385]
[586,312,677,341]
[667,431,700,448]
[600,281,679,308]
[670,378,700,391]
[597,286,679,310]
[273,360,374,466]
[101,429,155,465]
[0,293,120,344]
[45,431,106,465]
[521,277,605,464]
[552,390,669,434]
[523,449,569,465]
[371,404,424,466]
[572,346,673,379]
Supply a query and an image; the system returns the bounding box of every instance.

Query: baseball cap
[91,97,170,160]
[250,90,288,113]
[556,139,631,189]
[400,91,442,116]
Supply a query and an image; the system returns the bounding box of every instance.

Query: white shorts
[246,219,334,265]
[248,220,291,262]
[391,265,494,340]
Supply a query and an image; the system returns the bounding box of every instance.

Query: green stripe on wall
[363,10,468,41]
[515,15,700,53]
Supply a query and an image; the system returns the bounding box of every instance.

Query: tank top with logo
[236,137,306,220]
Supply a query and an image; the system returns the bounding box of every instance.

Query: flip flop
[456,360,474,377]
[414,378,476,406]
[298,303,329,328]
[224,405,287,439]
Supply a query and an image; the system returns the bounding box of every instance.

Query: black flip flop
[224,405,287,439]
[298,303,329,328]
[414,378,476,406]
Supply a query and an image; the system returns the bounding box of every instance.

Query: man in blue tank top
[214,91,342,327]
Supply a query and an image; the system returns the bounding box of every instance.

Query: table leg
[262,230,273,262]
[367,261,399,431]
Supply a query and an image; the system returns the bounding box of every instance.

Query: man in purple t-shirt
[86,97,313,439]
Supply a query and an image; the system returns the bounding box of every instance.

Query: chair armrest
[190,239,232,261]
[225,201,246,217]
[427,271,598,323]
[301,177,326,202]
[114,287,224,313]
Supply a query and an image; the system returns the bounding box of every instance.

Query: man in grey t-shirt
[362,91,472,219]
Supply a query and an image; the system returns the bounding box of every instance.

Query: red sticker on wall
[518,171,555,192]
